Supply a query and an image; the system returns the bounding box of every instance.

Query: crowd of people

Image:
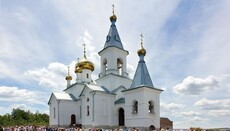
[0,125,173,131]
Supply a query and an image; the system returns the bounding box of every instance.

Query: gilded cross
[140,34,144,48]
[67,66,70,75]
[83,43,87,58]
[112,4,115,15]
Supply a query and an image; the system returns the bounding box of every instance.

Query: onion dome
[75,60,82,73]
[110,14,117,22]
[110,4,117,22]
[137,34,146,56]
[75,44,95,73]
[137,47,146,56]
[65,66,72,80]
[78,57,95,72]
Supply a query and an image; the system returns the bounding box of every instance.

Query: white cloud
[191,116,209,122]
[47,62,67,75]
[161,103,185,110]
[0,86,43,104]
[195,98,230,110]
[181,111,201,116]
[24,62,68,91]
[208,110,230,116]
[173,76,219,95]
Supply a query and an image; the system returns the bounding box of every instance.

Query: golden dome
[75,43,94,73]
[75,57,94,73]
[65,75,72,81]
[65,66,72,80]
[110,15,117,22]
[137,48,146,56]
[110,4,117,22]
[79,57,95,71]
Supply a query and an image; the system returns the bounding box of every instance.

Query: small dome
[65,75,72,81]
[110,14,117,22]
[137,48,146,56]
[75,57,94,73]
[65,66,72,81]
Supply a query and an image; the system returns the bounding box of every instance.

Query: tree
[0,108,49,126]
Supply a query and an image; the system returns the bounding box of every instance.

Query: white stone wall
[114,103,125,126]
[49,96,58,126]
[124,87,161,128]
[49,96,80,127]
[96,74,132,91]
[99,47,128,77]
[58,100,79,126]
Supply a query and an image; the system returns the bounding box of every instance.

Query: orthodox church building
[48,9,163,129]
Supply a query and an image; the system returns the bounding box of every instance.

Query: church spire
[103,4,124,50]
[130,34,154,88]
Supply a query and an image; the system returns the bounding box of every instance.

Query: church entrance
[118,108,125,126]
[71,114,76,125]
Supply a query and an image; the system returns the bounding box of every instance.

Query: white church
[48,9,163,129]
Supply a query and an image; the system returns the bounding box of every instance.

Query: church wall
[124,87,161,128]
[96,74,132,91]
[114,103,125,126]
[80,88,93,127]
[94,92,113,126]
[81,69,92,82]
[58,100,79,126]
[49,96,58,126]
[99,47,128,76]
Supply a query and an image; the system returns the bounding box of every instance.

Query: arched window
[87,105,90,116]
[117,58,123,75]
[86,74,89,78]
[132,100,138,114]
[148,101,154,113]
[103,59,108,72]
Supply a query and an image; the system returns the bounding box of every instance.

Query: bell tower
[98,5,129,78]
[96,5,132,91]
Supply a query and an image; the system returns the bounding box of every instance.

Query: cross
[112,4,115,15]
[140,34,144,48]
[67,66,70,75]
[83,43,87,58]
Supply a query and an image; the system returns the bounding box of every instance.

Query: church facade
[48,10,163,129]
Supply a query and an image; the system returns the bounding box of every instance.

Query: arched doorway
[71,114,76,125]
[118,108,125,126]
[149,125,156,131]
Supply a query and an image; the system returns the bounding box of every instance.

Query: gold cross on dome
[67,66,70,75]
[82,43,87,58]
[140,34,144,48]
[112,4,115,15]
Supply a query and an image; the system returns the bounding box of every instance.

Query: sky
[0,0,230,129]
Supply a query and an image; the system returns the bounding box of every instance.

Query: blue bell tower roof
[103,8,124,50]
[130,36,154,88]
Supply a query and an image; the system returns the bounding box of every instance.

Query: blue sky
[1,0,230,129]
